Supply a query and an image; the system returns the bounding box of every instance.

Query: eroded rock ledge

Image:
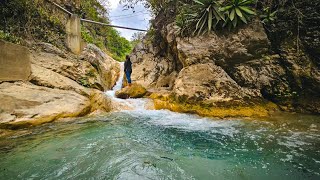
[130,13,320,117]
[0,42,119,128]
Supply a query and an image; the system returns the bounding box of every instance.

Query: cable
[109,10,146,18]
[110,13,150,21]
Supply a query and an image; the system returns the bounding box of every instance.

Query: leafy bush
[191,0,225,35]
[0,31,21,44]
[175,0,257,36]
[260,7,277,25]
[220,0,256,29]
[0,0,66,47]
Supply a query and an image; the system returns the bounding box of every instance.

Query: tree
[131,32,146,47]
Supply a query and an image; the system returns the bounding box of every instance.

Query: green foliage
[220,0,256,29]
[175,0,256,36]
[120,0,175,14]
[0,31,21,44]
[131,32,146,48]
[191,0,225,35]
[78,77,90,88]
[260,7,277,25]
[105,29,132,61]
[81,28,95,44]
[81,0,132,61]
[0,0,66,47]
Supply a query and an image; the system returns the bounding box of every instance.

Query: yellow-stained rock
[116,83,147,99]
[150,92,278,118]
[89,89,112,113]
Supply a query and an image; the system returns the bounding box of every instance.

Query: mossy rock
[115,83,147,99]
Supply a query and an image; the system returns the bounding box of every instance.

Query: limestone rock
[175,20,269,67]
[30,64,90,96]
[31,43,120,91]
[31,51,104,91]
[0,82,91,127]
[116,84,147,99]
[173,63,261,104]
[81,44,120,90]
[89,89,112,113]
[130,35,178,89]
[35,42,66,58]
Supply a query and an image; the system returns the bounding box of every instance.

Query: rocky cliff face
[0,41,119,128]
[130,0,320,116]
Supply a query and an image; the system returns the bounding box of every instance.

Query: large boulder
[31,43,120,91]
[116,84,147,99]
[0,82,91,128]
[173,63,261,104]
[81,44,120,90]
[174,20,269,67]
[0,82,112,128]
[31,51,105,91]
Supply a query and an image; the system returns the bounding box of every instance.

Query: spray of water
[105,62,151,111]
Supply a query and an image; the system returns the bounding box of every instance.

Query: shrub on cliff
[175,0,256,36]
[0,0,66,48]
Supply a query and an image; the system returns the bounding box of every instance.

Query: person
[124,55,132,86]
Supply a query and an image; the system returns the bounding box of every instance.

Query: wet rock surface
[116,84,147,99]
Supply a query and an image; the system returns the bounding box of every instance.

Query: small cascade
[105,62,152,111]
[105,62,124,98]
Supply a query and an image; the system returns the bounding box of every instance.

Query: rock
[0,82,91,128]
[175,20,269,67]
[128,1,320,115]
[130,35,179,89]
[116,84,147,99]
[31,43,120,91]
[89,89,112,113]
[31,51,105,91]
[173,63,261,104]
[81,44,120,90]
[35,42,66,58]
[30,64,90,96]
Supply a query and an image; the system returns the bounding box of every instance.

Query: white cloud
[109,0,120,10]
[108,1,151,40]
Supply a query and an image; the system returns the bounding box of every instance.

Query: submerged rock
[116,84,147,99]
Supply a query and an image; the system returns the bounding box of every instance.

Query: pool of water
[0,110,319,180]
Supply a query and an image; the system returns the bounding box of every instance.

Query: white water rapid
[105,62,152,111]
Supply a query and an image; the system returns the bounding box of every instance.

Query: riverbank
[0,41,120,129]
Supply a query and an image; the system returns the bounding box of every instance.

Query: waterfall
[105,62,152,111]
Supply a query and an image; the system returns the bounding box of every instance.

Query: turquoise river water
[0,67,319,179]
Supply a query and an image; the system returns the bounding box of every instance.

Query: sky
[108,0,151,40]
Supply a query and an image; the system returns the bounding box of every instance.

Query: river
[0,64,319,180]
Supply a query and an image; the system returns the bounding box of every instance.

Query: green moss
[78,77,90,88]
[86,69,96,77]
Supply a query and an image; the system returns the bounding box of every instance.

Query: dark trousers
[125,71,132,84]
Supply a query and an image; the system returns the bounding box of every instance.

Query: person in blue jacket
[124,55,132,86]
